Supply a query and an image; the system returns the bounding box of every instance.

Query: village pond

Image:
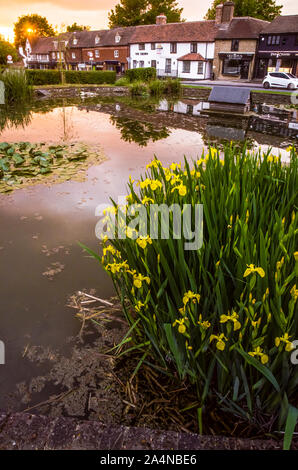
[0,95,297,416]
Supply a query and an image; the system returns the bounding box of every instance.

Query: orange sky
[0,0,296,43]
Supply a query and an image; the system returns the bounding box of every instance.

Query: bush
[26,69,60,85]
[148,79,166,96]
[163,78,181,95]
[65,70,116,85]
[25,69,116,86]
[125,67,156,83]
[129,81,149,97]
[93,145,298,447]
[115,77,130,86]
[2,69,32,103]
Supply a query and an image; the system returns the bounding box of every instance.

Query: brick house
[213,2,269,80]
[255,15,298,78]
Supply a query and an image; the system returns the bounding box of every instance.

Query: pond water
[0,96,296,410]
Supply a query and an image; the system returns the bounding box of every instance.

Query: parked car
[263,72,298,90]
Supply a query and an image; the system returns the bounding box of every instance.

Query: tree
[14,14,55,49]
[204,0,282,22]
[108,0,183,28]
[0,40,18,65]
[66,23,90,32]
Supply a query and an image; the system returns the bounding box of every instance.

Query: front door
[240,61,250,79]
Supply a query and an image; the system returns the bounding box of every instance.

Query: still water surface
[0,97,295,408]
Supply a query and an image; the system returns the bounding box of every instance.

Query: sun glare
[0,26,14,43]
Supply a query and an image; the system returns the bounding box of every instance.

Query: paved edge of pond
[0,411,291,450]
[34,85,130,99]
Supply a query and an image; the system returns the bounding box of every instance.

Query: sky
[0,0,296,43]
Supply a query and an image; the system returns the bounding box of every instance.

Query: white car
[263,72,298,90]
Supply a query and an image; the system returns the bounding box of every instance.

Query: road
[182,80,265,93]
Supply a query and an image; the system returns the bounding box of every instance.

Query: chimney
[156,14,167,26]
[215,4,223,24]
[221,1,235,23]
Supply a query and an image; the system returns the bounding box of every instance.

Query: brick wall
[82,46,130,70]
[214,39,258,80]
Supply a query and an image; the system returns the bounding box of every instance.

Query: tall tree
[204,0,282,22]
[14,14,55,49]
[108,0,183,28]
[66,23,90,32]
[0,40,18,65]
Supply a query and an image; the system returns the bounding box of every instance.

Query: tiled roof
[129,21,218,43]
[99,26,136,46]
[178,53,205,61]
[30,37,56,54]
[216,17,270,39]
[260,15,298,34]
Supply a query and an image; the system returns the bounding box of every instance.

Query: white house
[129,14,217,80]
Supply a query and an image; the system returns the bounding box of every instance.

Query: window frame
[231,39,239,51]
[183,61,191,73]
[170,42,177,54]
[190,42,197,53]
[197,61,204,75]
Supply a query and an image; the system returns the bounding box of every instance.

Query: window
[95,35,100,44]
[151,43,155,50]
[170,43,177,54]
[271,35,280,45]
[139,44,145,50]
[190,43,197,53]
[52,52,56,59]
[165,58,171,73]
[73,38,78,45]
[72,52,76,59]
[282,36,287,46]
[183,61,191,73]
[231,39,239,51]
[197,61,204,75]
[222,58,241,75]
[268,35,280,45]
[139,60,144,67]
[95,50,100,58]
[115,34,121,43]
[133,60,137,69]
[151,60,156,68]
[87,51,93,58]
[114,50,119,58]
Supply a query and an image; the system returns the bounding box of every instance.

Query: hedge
[25,69,116,86]
[125,67,156,83]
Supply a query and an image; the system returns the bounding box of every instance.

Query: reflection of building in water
[157,99,209,115]
[80,99,297,148]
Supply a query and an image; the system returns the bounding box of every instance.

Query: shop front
[255,52,298,79]
[218,52,254,80]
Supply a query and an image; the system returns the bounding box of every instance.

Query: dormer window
[95,35,100,44]
[73,38,78,45]
[115,33,121,43]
